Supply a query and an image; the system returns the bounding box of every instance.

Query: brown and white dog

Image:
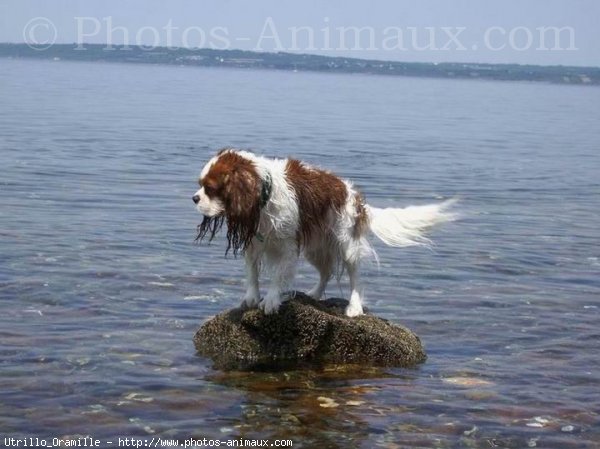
[193,148,455,317]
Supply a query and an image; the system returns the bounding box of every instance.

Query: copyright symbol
[23,17,57,50]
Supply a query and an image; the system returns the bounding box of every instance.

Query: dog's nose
[192,195,200,204]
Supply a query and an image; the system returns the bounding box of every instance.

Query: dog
[193,148,455,317]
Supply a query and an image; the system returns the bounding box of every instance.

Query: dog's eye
[204,185,215,196]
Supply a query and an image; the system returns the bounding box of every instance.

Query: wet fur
[193,148,455,317]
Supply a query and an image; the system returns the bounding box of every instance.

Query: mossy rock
[193,292,426,371]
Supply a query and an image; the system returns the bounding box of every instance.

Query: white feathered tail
[367,199,457,247]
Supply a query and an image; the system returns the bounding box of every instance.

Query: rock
[193,292,427,371]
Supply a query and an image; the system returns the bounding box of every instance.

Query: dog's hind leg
[342,237,365,317]
[305,243,335,300]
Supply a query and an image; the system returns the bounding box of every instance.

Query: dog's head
[193,149,262,255]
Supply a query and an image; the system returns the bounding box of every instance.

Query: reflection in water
[205,367,405,448]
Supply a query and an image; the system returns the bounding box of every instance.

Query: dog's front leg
[241,241,262,308]
[260,240,297,314]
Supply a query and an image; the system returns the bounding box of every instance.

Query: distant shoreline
[2,43,599,86]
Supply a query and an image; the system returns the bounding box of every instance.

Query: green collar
[259,172,272,209]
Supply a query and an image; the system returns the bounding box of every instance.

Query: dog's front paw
[307,286,324,300]
[259,293,281,314]
[241,291,260,308]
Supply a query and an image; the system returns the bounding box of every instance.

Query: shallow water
[1,58,599,448]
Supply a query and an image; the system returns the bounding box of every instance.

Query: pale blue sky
[2,0,599,66]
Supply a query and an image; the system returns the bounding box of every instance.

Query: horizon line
[2,41,599,71]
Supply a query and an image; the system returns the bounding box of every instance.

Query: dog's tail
[366,198,457,247]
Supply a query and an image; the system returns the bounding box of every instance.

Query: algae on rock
[194,292,426,371]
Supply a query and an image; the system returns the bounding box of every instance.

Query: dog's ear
[223,167,260,218]
[222,165,261,255]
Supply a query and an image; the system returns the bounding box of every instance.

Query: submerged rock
[193,292,426,371]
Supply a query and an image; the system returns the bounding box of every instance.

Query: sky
[1,0,599,67]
